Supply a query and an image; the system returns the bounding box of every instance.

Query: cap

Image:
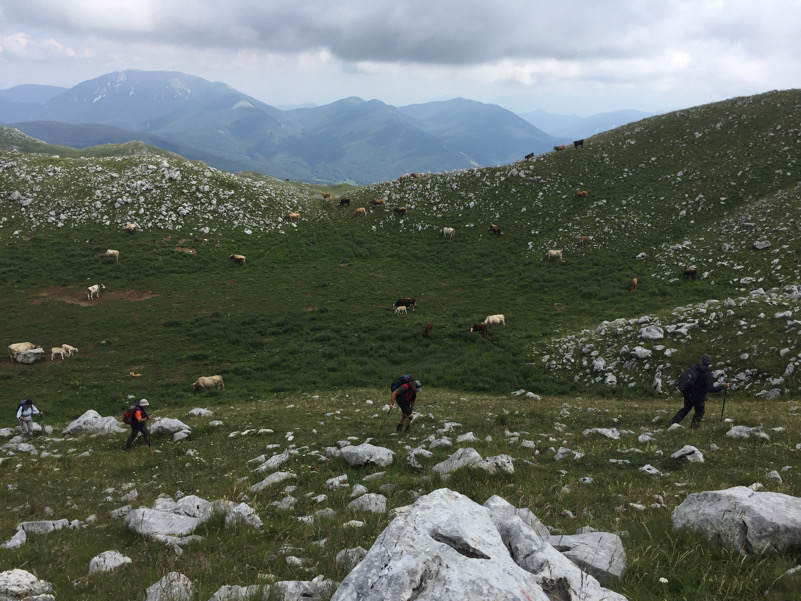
[138,399,150,407]
[413,380,422,390]
[24,399,33,405]
[701,354,713,366]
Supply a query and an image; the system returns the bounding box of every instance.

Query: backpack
[15,400,30,418]
[391,375,413,392]
[677,365,700,393]
[122,405,142,425]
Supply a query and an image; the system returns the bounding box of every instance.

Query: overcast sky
[1,0,799,116]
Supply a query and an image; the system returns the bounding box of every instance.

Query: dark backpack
[677,365,701,393]
[15,400,30,417]
[391,375,413,392]
[122,405,146,425]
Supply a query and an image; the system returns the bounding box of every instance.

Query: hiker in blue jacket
[670,354,729,428]
[390,379,421,433]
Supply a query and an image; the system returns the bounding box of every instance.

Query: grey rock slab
[347,493,387,514]
[0,569,54,600]
[672,486,801,555]
[149,417,191,436]
[431,447,483,476]
[340,443,394,467]
[144,571,196,601]
[549,532,627,583]
[62,410,126,436]
[250,471,296,493]
[88,550,132,574]
[671,445,704,462]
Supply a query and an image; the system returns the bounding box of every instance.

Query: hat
[413,380,422,390]
[24,399,33,405]
[701,354,713,366]
[138,399,150,407]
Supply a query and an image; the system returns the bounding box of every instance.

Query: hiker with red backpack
[670,354,729,429]
[124,399,151,450]
[389,376,422,433]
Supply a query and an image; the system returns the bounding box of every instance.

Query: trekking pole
[719,388,728,425]
[376,406,393,438]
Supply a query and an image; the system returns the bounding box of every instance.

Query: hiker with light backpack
[389,375,422,433]
[16,399,43,438]
[671,354,729,429]
[123,399,151,450]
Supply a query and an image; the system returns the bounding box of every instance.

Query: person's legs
[691,400,706,429]
[19,420,33,437]
[670,395,694,424]
[125,426,140,449]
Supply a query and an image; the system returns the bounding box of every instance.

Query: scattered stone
[341,443,394,468]
[89,550,132,574]
[671,445,704,462]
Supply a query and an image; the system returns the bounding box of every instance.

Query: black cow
[490,224,503,236]
[683,267,697,280]
[573,139,584,149]
[524,152,535,159]
[339,197,350,207]
[394,297,416,311]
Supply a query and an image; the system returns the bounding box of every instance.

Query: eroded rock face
[330,488,625,601]
[672,486,801,555]
[63,410,126,436]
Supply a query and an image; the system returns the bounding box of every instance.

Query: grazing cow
[423,321,433,338]
[230,254,246,265]
[370,199,386,207]
[394,297,416,311]
[339,197,350,207]
[683,267,697,280]
[573,139,584,149]
[629,277,638,291]
[483,314,506,326]
[394,305,407,315]
[51,346,67,361]
[441,227,455,238]
[579,236,592,245]
[105,249,120,262]
[124,222,138,233]
[192,375,225,392]
[575,190,588,200]
[61,344,78,357]
[545,249,564,262]
[352,207,366,217]
[393,206,407,216]
[8,342,36,361]
[285,212,300,223]
[87,283,105,300]
[490,224,503,236]
[524,152,535,159]
[554,145,566,151]
[397,174,411,181]
[470,323,488,337]
[322,193,331,199]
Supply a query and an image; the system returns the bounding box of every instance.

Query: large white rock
[0,569,54,600]
[250,471,296,493]
[640,325,664,340]
[150,417,191,436]
[144,571,196,601]
[549,532,627,583]
[671,445,704,462]
[15,348,45,364]
[431,447,483,476]
[330,488,625,601]
[672,486,801,555]
[347,493,387,514]
[340,443,395,468]
[252,449,291,473]
[125,495,214,538]
[63,410,126,436]
[88,550,132,574]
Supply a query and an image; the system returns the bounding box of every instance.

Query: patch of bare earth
[29,287,158,306]
[174,247,197,254]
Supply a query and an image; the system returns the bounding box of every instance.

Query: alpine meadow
[2,89,801,600]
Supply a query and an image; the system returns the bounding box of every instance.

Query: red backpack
[122,405,138,425]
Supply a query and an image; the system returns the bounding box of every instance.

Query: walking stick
[376,406,393,438]
[719,388,728,425]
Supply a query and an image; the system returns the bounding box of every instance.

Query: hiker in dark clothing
[125,399,151,450]
[390,379,421,433]
[670,354,729,428]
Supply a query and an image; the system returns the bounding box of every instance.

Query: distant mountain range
[0,70,650,184]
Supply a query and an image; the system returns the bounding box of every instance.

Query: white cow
[105,249,120,262]
[87,283,105,300]
[483,314,506,326]
[394,305,408,315]
[441,227,455,238]
[192,375,225,391]
[8,342,36,361]
[545,249,564,262]
[61,344,79,357]
[124,222,138,233]
[51,346,67,360]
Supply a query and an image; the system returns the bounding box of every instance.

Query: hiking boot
[396,424,403,431]
[405,425,411,433]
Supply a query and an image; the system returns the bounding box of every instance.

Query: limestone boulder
[0,569,54,600]
[549,532,627,583]
[144,572,196,601]
[149,417,191,436]
[347,493,387,514]
[88,550,132,574]
[63,410,126,436]
[431,447,483,476]
[340,443,394,468]
[125,495,214,538]
[672,486,801,555]
[15,348,45,364]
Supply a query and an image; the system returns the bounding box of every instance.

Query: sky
[1,0,800,117]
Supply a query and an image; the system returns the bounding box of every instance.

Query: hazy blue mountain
[519,108,656,139]
[0,70,566,184]
[0,84,67,124]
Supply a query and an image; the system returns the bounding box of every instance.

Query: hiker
[16,399,43,438]
[390,379,421,433]
[125,399,151,450]
[670,354,729,428]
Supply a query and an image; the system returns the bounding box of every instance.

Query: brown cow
[339,197,350,207]
[490,224,503,236]
[370,198,386,207]
[575,190,588,200]
[352,207,366,217]
[229,254,246,265]
[579,236,592,245]
[683,267,697,280]
[629,277,638,291]
[554,145,566,151]
[423,321,433,338]
[524,152,535,159]
[284,212,300,223]
[321,193,331,199]
[397,174,411,181]
[470,323,488,337]
[393,206,407,215]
